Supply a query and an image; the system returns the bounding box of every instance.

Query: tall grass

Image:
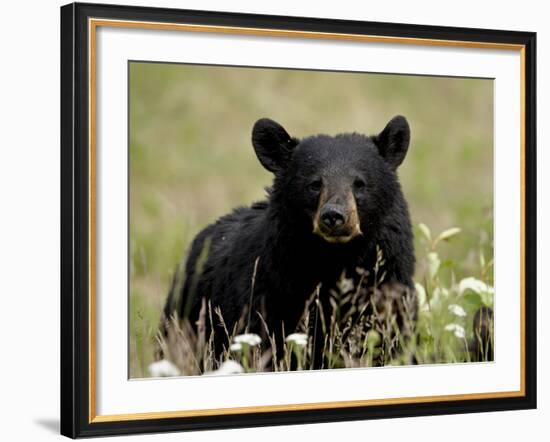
[151,224,494,377]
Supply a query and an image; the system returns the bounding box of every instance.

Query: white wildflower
[285,333,308,348]
[233,333,262,347]
[448,304,467,317]
[229,342,243,352]
[459,277,493,295]
[148,359,181,377]
[204,360,244,376]
[444,323,466,339]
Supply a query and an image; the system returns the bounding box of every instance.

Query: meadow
[129,62,494,378]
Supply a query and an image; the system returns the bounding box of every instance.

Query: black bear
[160,115,416,368]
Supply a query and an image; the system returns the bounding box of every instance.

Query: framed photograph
[60,2,537,438]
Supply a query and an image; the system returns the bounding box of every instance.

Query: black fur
[161,116,415,364]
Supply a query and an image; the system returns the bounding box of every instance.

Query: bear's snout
[313,191,362,243]
[320,204,346,229]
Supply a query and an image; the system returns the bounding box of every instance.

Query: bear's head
[252,116,410,244]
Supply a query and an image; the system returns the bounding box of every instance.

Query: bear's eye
[307,180,322,192]
[353,179,366,191]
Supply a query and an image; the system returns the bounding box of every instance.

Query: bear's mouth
[312,222,363,244]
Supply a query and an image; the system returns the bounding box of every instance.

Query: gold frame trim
[88,18,527,424]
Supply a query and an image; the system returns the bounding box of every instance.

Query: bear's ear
[252,118,297,173]
[373,115,410,169]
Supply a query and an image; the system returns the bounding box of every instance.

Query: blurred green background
[129,62,493,378]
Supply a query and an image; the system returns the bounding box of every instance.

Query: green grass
[129,62,494,377]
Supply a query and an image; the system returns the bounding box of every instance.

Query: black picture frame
[60,2,537,438]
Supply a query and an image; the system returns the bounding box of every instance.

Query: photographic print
[129,63,494,378]
[61,3,535,437]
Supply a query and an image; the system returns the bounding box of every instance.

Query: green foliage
[414,224,494,364]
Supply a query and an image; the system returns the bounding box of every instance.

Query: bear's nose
[320,205,346,229]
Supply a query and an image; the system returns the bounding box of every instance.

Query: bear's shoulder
[203,200,269,245]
